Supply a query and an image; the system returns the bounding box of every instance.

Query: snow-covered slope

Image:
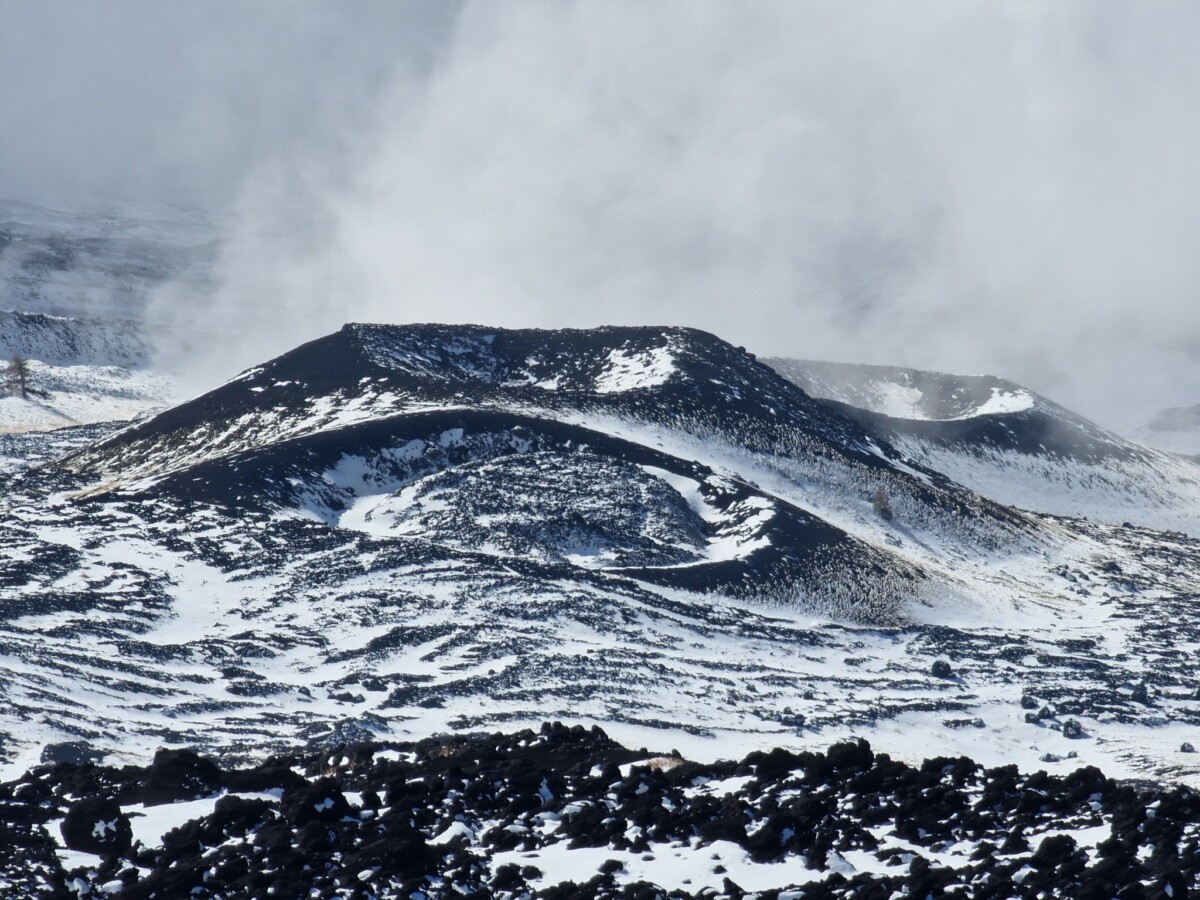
[1133,402,1200,458]
[0,197,208,435]
[769,357,1200,536]
[0,324,1196,796]
[66,324,1010,621]
[770,359,1043,424]
[0,195,214,321]
[0,309,149,367]
[0,198,211,434]
[0,310,172,434]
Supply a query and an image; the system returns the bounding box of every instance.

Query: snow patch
[594,346,676,394]
[972,387,1036,417]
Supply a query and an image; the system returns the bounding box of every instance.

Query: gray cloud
[6,2,1199,429]
[0,0,455,206]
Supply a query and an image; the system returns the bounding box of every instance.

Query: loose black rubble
[1,723,1197,898]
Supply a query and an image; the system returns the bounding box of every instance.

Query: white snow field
[0,199,1198,806]
[0,356,171,434]
[769,356,1200,537]
[1133,403,1200,458]
[0,195,205,433]
[0,322,1194,802]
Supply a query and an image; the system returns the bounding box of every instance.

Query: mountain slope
[0,325,1197,792]
[0,310,170,435]
[0,197,208,435]
[0,196,214,322]
[768,357,1200,536]
[67,324,891,477]
[67,324,1034,558]
[1133,402,1200,458]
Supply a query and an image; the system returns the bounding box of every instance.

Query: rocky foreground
[1,723,1196,899]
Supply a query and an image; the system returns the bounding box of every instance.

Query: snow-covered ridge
[768,358,1041,423]
[350,322,685,395]
[769,356,1200,536]
[0,309,172,435]
[1134,402,1200,458]
[62,323,881,485]
[0,308,150,367]
[1,322,1198,797]
[0,195,215,322]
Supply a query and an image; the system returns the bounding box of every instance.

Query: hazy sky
[2,1,1198,427]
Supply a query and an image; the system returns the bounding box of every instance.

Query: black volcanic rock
[281,778,352,826]
[140,748,220,805]
[60,796,132,855]
[40,741,105,766]
[0,725,1195,898]
[51,324,1044,627]
[220,763,305,794]
[931,659,954,679]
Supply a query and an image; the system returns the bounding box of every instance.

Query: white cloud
[7,1,1198,428]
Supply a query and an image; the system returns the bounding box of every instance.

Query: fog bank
[4,2,1198,428]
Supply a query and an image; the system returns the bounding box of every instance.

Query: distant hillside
[0,198,208,435]
[0,310,170,435]
[1133,403,1200,458]
[0,309,149,367]
[0,195,214,321]
[768,357,1200,536]
[0,323,1195,795]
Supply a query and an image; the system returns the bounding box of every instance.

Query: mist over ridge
[2,2,1198,430]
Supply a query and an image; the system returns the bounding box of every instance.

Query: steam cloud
[4,1,1199,429]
